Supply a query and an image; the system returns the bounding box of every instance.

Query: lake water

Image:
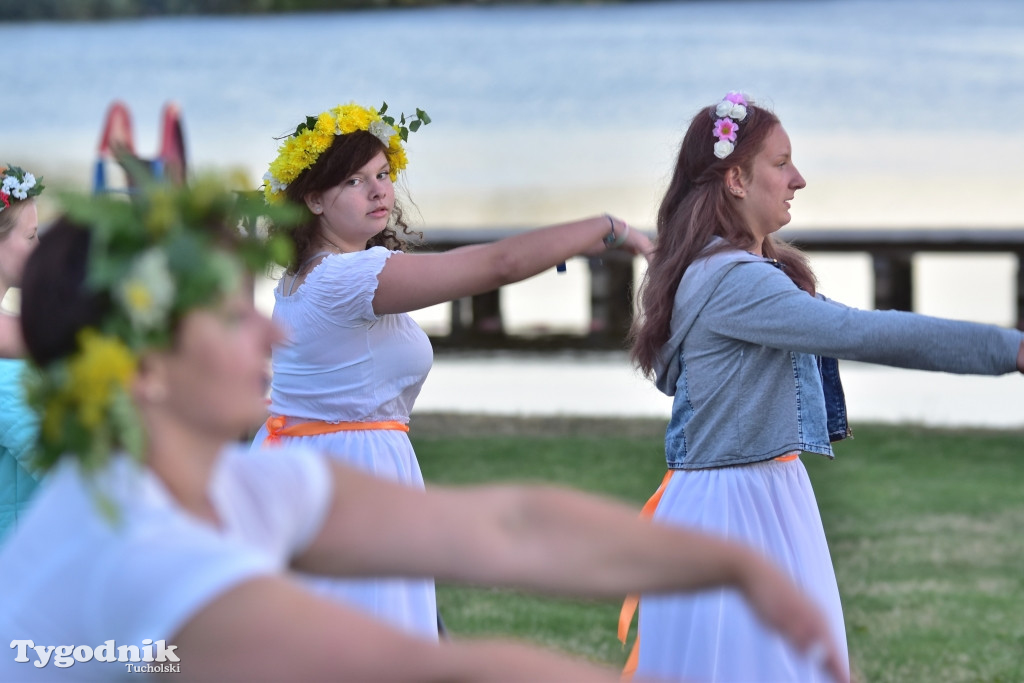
[6,0,1024,228]
[5,0,1024,427]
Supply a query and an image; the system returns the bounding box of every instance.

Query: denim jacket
[653,242,1024,470]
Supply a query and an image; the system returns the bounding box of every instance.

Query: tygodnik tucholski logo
[11,639,180,673]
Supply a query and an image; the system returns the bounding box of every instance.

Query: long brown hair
[630,100,816,377]
[276,130,419,276]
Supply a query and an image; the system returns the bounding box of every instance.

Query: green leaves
[292,115,319,137]
[0,163,45,198]
[378,100,430,142]
[29,175,306,477]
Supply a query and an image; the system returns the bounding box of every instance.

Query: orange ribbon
[618,469,674,679]
[263,415,409,447]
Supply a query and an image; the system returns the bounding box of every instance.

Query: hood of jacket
[653,239,769,395]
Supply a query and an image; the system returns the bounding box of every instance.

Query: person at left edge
[0,164,44,540]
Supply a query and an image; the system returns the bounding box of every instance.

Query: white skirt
[636,457,849,682]
[251,425,439,642]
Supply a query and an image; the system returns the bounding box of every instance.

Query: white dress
[250,246,438,640]
[0,444,332,681]
[636,457,849,682]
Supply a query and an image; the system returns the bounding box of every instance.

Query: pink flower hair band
[712,92,748,159]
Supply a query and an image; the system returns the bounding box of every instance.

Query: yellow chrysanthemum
[67,330,137,429]
[333,104,375,134]
[308,130,333,156]
[387,139,408,179]
[314,112,335,135]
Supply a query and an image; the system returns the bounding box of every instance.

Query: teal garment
[0,358,40,540]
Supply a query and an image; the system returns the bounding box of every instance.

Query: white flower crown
[0,164,44,212]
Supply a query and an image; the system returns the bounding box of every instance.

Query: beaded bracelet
[602,214,630,249]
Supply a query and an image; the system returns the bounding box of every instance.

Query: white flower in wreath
[2,173,35,200]
[368,119,397,146]
[714,140,735,159]
[117,248,176,332]
[262,171,287,195]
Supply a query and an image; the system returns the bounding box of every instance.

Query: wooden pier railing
[411,227,1024,351]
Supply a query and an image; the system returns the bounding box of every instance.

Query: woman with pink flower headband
[621,93,1024,681]
[251,102,654,640]
[0,164,45,539]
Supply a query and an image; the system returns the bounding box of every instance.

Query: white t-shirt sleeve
[100,445,333,647]
[216,443,334,557]
[303,247,396,325]
[91,516,278,647]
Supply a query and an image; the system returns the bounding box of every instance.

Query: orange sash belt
[618,469,674,679]
[262,415,409,447]
[617,452,800,679]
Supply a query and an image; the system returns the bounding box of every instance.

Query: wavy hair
[630,100,816,377]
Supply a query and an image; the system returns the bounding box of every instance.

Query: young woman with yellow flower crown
[0,164,45,540]
[253,102,655,638]
[0,179,846,682]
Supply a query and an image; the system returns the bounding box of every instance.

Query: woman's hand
[581,216,655,263]
[620,222,655,263]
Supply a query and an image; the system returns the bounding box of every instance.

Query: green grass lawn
[414,422,1024,682]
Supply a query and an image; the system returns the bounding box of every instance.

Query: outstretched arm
[1018,338,1024,372]
[372,215,653,314]
[294,463,848,683]
[168,575,622,682]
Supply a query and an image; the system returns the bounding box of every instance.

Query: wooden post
[471,290,504,335]
[449,298,469,340]
[588,255,635,347]
[872,251,913,311]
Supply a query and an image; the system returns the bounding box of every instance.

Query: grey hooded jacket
[653,241,1023,470]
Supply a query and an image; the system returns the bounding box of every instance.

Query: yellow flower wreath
[262,102,428,204]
